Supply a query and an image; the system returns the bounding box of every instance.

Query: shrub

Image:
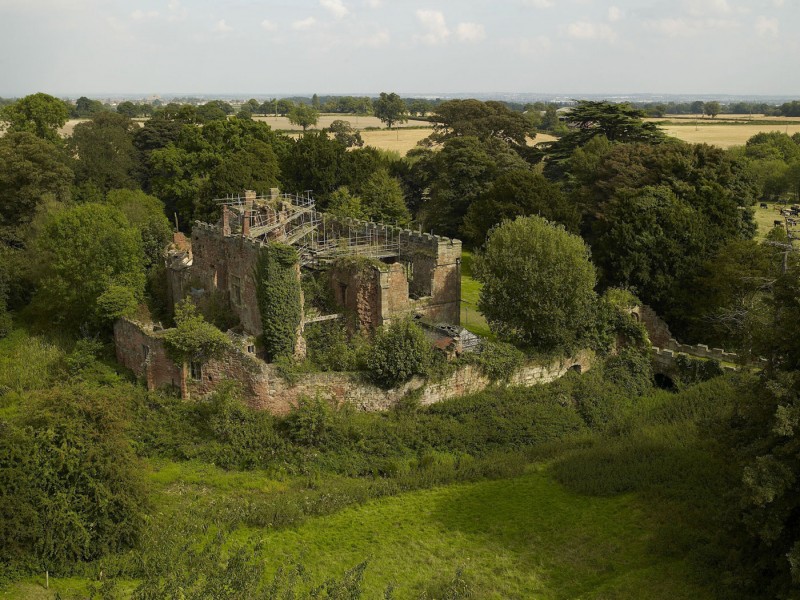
[473,340,525,382]
[285,395,333,448]
[367,320,433,387]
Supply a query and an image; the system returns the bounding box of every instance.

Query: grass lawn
[248,467,714,599]
[460,251,492,338]
[753,202,799,242]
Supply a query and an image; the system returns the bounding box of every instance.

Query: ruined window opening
[338,282,348,301]
[142,344,150,360]
[247,344,255,354]
[231,275,242,306]
[190,361,202,381]
[404,261,414,282]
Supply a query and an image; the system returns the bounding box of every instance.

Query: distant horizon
[4,91,800,104]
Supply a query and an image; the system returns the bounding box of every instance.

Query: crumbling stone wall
[114,318,592,415]
[329,260,410,328]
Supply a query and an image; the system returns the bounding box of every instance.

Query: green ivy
[255,243,302,362]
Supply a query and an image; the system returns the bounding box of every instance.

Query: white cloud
[685,0,730,17]
[644,17,739,37]
[514,35,552,55]
[524,0,553,7]
[214,19,232,33]
[456,22,486,43]
[608,6,622,22]
[320,0,348,19]
[130,9,159,20]
[773,0,784,6]
[414,9,450,45]
[566,21,616,42]
[755,15,779,36]
[167,0,188,22]
[356,29,390,47]
[261,19,277,32]
[292,16,316,30]
[364,0,381,6]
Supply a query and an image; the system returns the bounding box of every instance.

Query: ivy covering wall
[255,242,302,361]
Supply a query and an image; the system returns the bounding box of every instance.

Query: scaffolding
[216,192,402,266]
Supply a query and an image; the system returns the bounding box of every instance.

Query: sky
[0,0,797,98]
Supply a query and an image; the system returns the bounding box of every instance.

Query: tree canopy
[474,216,598,352]
[287,104,319,131]
[373,92,408,129]
[0,93,69,143]
[426,99,534,149]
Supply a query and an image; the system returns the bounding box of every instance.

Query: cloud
[685,0,730,17]
[773,0,784,6]
[456,22,486,43]
[130,9,159,20]
[292,17,316,30]
[513,35,552,55]
[608,6,622,22]
[167,0,188,22]
[356,29,390,47]
[261,19,277,32]
[523,0,553,7]
[364,0,381,6]
[644,17,739,37]
[214,19,233,33]
[755,15,779,36]
[566,21,616,42]
[320,0,348,19]
[414,10,450,45]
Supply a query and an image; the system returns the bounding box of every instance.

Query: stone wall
[114,319,593,415]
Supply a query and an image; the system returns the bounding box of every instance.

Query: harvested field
[661,123,800,148]
[253,114,425,130]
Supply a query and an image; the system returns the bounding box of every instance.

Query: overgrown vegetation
[255,243,302,361]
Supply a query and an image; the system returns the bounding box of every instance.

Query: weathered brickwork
[114,319,593,414]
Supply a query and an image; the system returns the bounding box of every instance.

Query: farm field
[660,122,800,148]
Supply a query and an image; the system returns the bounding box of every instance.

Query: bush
[285,395,334,448]
[367,320,433,388]
[473,340,525,382]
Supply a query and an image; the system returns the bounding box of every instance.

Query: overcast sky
[0,0,797,97]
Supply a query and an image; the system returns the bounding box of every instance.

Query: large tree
[287,104,319,131]
[30,203,145,330]
[373,92,408,129]
[0,93,69,143]
[462,170,578,244]
[68,112,140,192]
[0,132,73,244]
[543,100,665,167]
[426,99,535,150]
[474,215,598,352]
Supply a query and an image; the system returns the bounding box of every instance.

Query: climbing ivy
[255,243,302,362]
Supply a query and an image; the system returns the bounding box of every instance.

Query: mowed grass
[460,250,492,338]
[249,468,713,599]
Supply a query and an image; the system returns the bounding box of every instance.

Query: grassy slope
[249,467,711,599]
[460,251,492,338]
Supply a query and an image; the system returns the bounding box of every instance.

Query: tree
[0,132,73,243]
[426,99,534,149]
[373,92,408,129]
[326,186,367,220]
[462,170,578,244]
[0,93,69,142]
[68,112,140,192]
[287,104,319,131]
[117,101,139,118]
[280,131,348,200]
[328,119,363,147]
[163,299,232,367]
[71,96,105,118]
[276,99,294,116]
[704,100,721,118]
[105,189,172,270]
[30,203,145,330]
[367,319,433,387]
[360,169,411,225]
[543,100,665,166]
[474,216,598,352]
[311,93,320,109]
[691,100,705,115]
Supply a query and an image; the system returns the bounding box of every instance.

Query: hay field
[253,114,424,130]
[661,123,800,148]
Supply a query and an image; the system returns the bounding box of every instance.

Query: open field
[660,122,800,148]
[253,114,425,130]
